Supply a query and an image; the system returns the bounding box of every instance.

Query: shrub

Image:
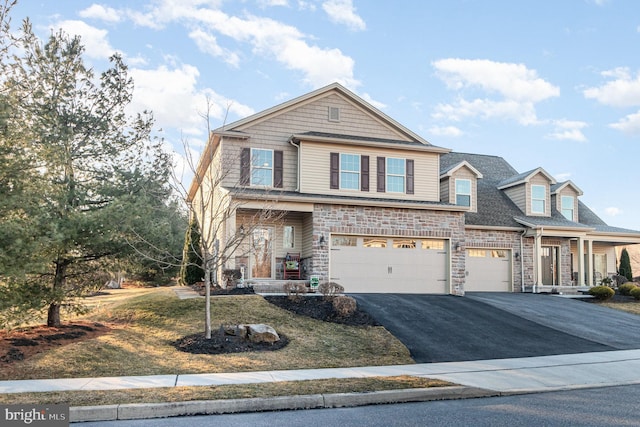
[318,282,344,300]
[283,281,307,301]
[332,295,357,317]
[588,285,615,301]
[222,269,242,288]
[618,283,638,296]
[630,287,640,301]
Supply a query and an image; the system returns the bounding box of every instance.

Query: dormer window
[531,184,546,214]
[455,179,471,207]
[561,195,574,221]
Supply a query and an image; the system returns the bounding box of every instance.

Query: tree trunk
[47,261,67,327]
[204,253,212,339]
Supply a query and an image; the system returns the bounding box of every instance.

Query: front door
[251,227,273,279]
[541,246,558,286]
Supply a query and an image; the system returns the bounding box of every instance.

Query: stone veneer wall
[310,204,466,295]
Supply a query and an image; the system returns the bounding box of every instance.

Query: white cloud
[429,126,464,137]
[583,67,640,108]
[258,0,289,6]
[79,4,122,23]
[189,28,240,67]
[431,58,559,125]
[547,119,588,142]
[358,92,386,110]
[554,172,572,181]
[605,207,623,216]
[433,58,559,102]
[52,20,116,59]
[127,64,254,135]
[119,1,360,89]
[609,110,640,135]
[432,98,539,125]
[322,0,366,31]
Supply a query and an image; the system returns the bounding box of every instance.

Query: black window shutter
[377,156,385,192]
[361,155,369,191]
[274,150,283,188]
[240,148,250,185]
[406,159,414,194]
[330,152,339,189]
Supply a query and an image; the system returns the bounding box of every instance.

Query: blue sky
[10,0,640,230]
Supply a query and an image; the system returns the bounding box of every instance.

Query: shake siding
[300,142,440,201]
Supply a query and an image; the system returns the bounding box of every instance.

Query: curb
[70,386,498,422]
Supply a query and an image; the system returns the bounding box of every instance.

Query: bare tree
[173,98,283,339]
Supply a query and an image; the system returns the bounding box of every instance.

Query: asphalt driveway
[352,293,640,363]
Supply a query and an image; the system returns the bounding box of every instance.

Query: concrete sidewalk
[3,349,640,422]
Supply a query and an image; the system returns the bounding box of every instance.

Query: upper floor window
[340,153,360,190]
[561,195,574,221]
[531,184,546,214]
[251,148,273,186]
[455,179,471,207]
[386,157,406,193]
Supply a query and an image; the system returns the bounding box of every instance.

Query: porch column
[226,214,237,270]
[534,231,543,292]
[577,236,585,286]
[586,239,594,287]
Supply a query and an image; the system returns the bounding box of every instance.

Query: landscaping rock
[246,324,280,344]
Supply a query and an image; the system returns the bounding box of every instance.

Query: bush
[222,269,242,288]
[318,282,344,300]
[588,285,615,300]
[630,287,640,301]
[332,295,357,317]
[283,281,307,301]
[618,283,638,296]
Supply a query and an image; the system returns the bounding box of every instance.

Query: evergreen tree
[619,248,633,282]
[180,218,205,286]
[1,12,180,327]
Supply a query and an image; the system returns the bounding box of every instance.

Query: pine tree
[180,219,205,286]
[619,248,633,282]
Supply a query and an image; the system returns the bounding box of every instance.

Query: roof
[497,167,556,189]
[291,131,450,153]
[440,152,640,236]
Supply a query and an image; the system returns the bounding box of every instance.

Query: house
[187,83,640,294]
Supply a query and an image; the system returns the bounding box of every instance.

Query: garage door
[465,248,511,292]
[330,235,449,293]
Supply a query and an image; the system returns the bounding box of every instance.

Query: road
[78,384,640,426]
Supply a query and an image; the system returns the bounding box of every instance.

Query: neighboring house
[188,83,640,294]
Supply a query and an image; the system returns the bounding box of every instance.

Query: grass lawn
[1,287,413,381]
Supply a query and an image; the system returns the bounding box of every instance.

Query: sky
[8,0,640,231]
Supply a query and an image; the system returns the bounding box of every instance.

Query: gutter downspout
[520,229,526,293]
[288,137,300,192]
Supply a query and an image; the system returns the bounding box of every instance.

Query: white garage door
[330,235,449,293]
[465,248,511,292]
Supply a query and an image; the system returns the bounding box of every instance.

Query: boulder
[246,324,280,344]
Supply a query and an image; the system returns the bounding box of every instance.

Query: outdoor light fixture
[319,234,325,244]
[454,242,461,251]
[515,252,520,260]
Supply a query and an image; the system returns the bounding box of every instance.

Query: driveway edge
[69,386,497,422]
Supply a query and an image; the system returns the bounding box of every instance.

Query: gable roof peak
[440,160,483,179]
[497,166,556,189]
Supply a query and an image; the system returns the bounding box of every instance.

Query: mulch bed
[584,293,639,304]
[263,296,380,327]
[173,329,289,355]
[0,322,110,367]
[192,284,256,296]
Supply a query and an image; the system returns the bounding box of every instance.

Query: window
[561,195,574,221]
[386,158,406,193]
[251,148,273,186]
[283,226,294,248]
[421,239,445,250]
[393,239,416,249]
[531,184,546,214]
[491,250,507,258]
[340,154,360,190]
[455,179,471,207]
[332,235,357,247]
[468,249,486,257]
[363,238,387,248]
